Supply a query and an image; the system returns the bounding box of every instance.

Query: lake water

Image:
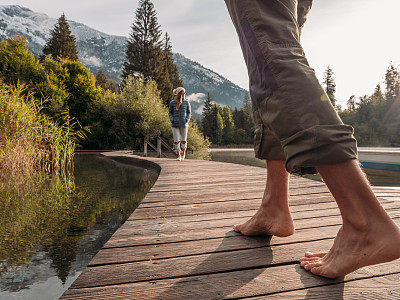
[208,149,400,187]
[0,153,159,300]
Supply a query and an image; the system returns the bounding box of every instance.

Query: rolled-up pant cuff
[226,0,358,175]
[254,123,286,161]
[283,124,358,175]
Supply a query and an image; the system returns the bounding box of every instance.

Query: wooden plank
[248,275,400,299]
[113,202,400,242]
[121,202,399,238]
[131,196,398,220]
[68,237,354,289]
[90,207,400,266]
[148,179,327,194]
[104,214,400,250]
[141,186,331,206]
[61,262,400,299]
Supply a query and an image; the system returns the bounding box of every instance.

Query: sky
[2,0,400,107]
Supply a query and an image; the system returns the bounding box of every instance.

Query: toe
[304,261,322,271]
[233,224,241,232]
[305,252,327,258]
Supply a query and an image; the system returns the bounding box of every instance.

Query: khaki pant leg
[253,0,313,161]
[297,0,313,35]
[254,109,286,160]
[225,0,357,175]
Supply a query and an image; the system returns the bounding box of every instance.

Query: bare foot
[234,205,294,237]
[234,160,294,237]
[300,221,400,278]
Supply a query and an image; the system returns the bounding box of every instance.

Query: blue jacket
[169,99,191,128]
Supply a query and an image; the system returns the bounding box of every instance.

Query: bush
[85,76,210,151]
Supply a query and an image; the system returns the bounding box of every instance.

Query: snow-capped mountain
[174,53,247,114]
[0,5,247,112]
[0,5,126,83]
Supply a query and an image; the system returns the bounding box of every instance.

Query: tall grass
[0,82,82,175]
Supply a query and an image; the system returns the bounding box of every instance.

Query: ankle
[261,192,289,209]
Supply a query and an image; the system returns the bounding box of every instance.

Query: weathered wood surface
[61,153,400,299]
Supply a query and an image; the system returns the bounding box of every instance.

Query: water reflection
[0,153,159,299]
[209,149,400,187]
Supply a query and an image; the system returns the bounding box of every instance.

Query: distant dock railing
[143,136,176,158]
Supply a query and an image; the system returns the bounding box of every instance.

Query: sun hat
[173,87,185,95]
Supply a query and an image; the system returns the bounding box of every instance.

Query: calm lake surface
[0,153,159,300]
[208,149,400,187]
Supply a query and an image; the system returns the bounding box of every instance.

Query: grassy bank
[0,83,81,175]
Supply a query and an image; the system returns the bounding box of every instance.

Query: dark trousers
[225,0,357,174]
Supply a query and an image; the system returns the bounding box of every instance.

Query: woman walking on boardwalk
[169,87,191,161]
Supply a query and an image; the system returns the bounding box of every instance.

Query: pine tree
[243,92,253,115]
[384,63,400,103]
[202,92,214,139]
[222,106,235,145]
[323,66,336,107]
[122,0,162,81]
[371,84,385,105]
[95,69,117,92]
[42,14,78,61]
[163,33,183,89]
[95,69,108,89]
[155,32,185,105]
[156,33,174,105]
[215,110,224,145]
[347,95,356,112]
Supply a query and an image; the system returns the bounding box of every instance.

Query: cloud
[186,92,206,103]
[195,105,204,115]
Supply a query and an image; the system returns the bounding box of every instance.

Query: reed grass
[0,82,83,175]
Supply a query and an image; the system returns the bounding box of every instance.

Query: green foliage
[339,64,400,146]
[122,0,162,80]
[42,13,78,61]
[119,76,171,139]
[232,92,255,145]
[62,59,100,125]
[86,76,209,151]
[187,121,211,151]
[215,108,224,145]
[323,65,336,107]
[202,92,214,140]
[346,95,356,112]
[385,63,400,103]
[0,35,102,126]
[158,32,183,106]
[95,69,116,92]
[87,76,167,149]
[202,92,255,146]
[0,36,68,119]
[0,35,46,87]
[122,0,182,106]
[222,106,235,145]
[0,83,80,174]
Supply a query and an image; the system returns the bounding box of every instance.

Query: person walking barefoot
[225,0,400,278]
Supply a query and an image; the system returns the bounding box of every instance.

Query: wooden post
[144,137,148,157]
[157,136,162,158]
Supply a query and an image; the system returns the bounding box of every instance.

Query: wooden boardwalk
[61,153,400,299]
